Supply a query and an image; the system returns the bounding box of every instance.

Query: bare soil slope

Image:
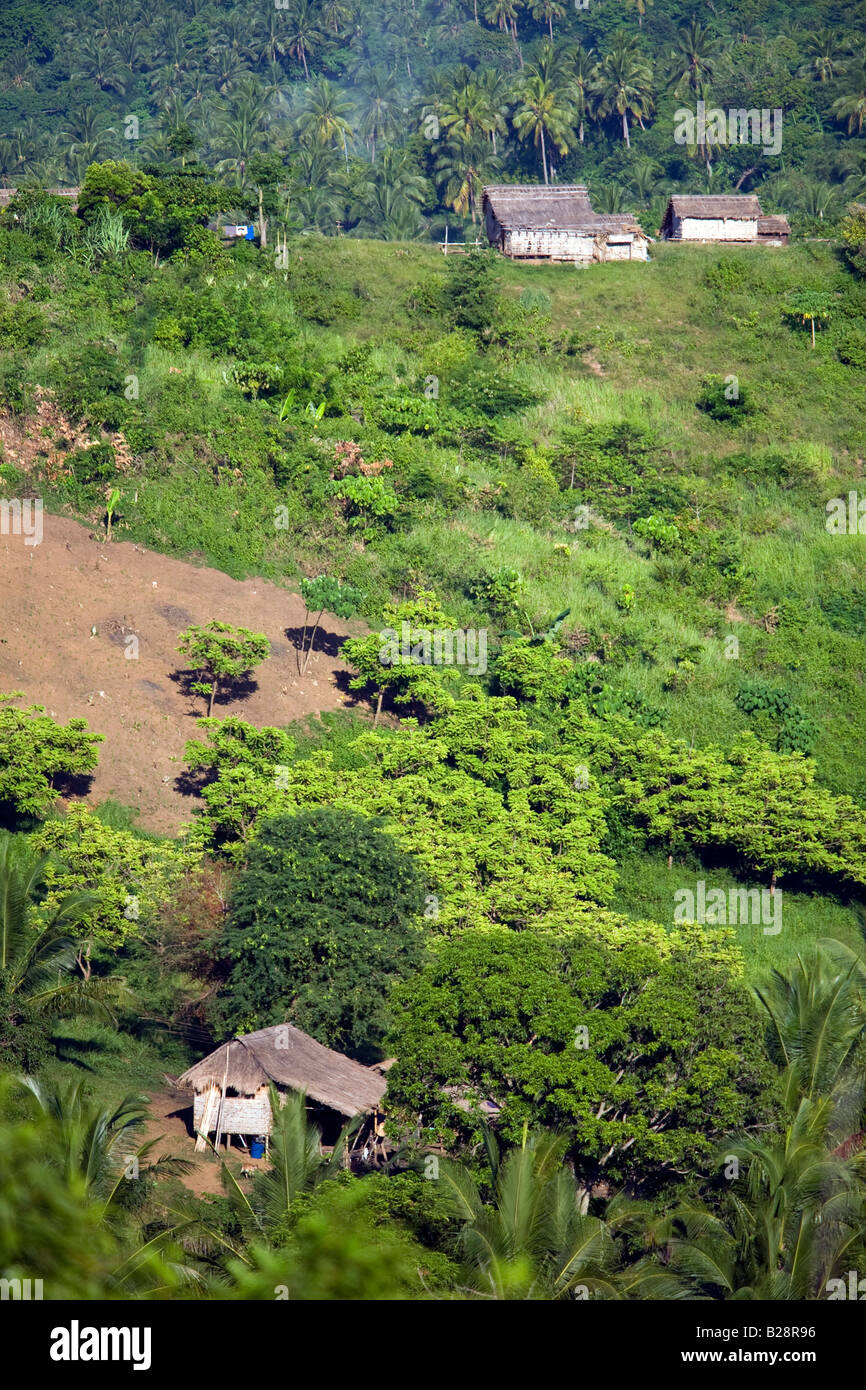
[0,513,360,834]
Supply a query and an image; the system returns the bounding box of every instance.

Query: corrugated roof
[177,1025,387,1116]
[666,194,763,218]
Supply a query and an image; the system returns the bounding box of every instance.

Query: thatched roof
[757,214,790,235]
[665,194,762,219]
[177,1025,387,1117]
[482,184,644,234]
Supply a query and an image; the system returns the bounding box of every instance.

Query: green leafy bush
[696,374,756,424]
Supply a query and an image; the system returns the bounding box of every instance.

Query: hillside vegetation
[2,160,866,1300]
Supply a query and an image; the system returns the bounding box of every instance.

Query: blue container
[250,1139,264,1159]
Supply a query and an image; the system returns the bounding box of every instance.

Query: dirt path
[0,513,363,833]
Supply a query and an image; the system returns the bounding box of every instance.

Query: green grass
[615,850,865,983]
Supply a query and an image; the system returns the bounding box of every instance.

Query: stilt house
[177,1024,388,1151]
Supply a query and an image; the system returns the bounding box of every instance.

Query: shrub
[696,374,756,424]
[54,342,127,428]
[68,442,117,487]
[837,329,866,369]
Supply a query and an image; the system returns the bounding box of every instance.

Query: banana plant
[105,488,121,542]
[503,607,571,645]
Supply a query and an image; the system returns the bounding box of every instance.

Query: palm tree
[360,189,428,241]
[209,51,246,96]
[283,146,344,233]
[321,0,354,36]
[188,1088,353,1267]
[294,78,354,169]
[16,1077,192,1213]
[594,181,628,213]
[254,9,289,65]
[667,19,721,100]
[531,0,566,42]
[284,0,323,79]
[112,26,152,75]
[435,1128,683,1299]
[476,67,511,154]
[435,130,498,222]
[512,73,575,183]
[353,150,428,238]
[485,0,520,37]
[358,67,400,161]
[570,45,599,143]
[0,52,38,93]
[630,156,660,201]
[665,1099,866,1299]
[63,106,118,166]
[756,942,866,1105]
[798,29,849,84]
[833,57,866,135]
[596,32,654,149]
[73,38,128,96]
[0,835,123,1035]
[211,79,274,181]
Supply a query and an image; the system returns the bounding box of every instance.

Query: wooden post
[212,1045,231,1153]
[195,1084,217,1153]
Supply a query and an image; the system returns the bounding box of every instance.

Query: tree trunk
[258,185,267,248]
[298,616,308,675]
[770,868,777,896]
[302,608,325,675]
[810,317,816,348]
[540,126,549,185]
[208,678,218,717]
[373,688,384,726]
[623,110,630,147]
[579,119,584,143]
[301,47,309,79]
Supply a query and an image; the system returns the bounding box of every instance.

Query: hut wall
[601,236,648,262]
[484,202,504,250]
[504,227,596,262]
[678,216,757,242]
[194,1085,273,1136]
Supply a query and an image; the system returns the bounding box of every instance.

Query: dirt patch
[143,1088,268,1199]
[0,513,364,834]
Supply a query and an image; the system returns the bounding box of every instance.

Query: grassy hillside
[1,219,865,981]
[4,229,864,786]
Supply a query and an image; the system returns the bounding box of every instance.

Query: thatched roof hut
[177,1024,387,1149]
[482,184,649,264]
[660,194,788,245]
